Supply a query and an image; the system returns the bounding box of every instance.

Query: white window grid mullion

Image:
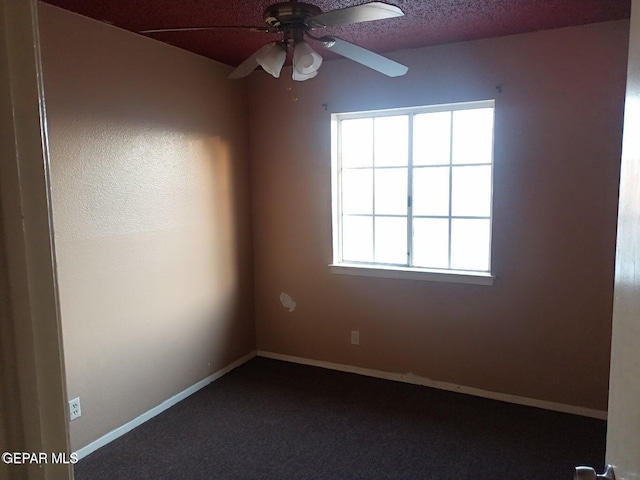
[411,162,492,170]
[371,119,377,263]
[345,213,412,218]
[341,122,349,264]
[337,119,344,264]
[487,107,496,273]
[343,165,415,170]
[447,111,454,270]
[414,215,491,220]
[334,100,494,121]
[339,259,415,269]
[407,114,414,267]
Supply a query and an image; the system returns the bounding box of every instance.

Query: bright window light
[331,100,495,279]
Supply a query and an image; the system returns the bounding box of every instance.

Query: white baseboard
[75,350,257,460]
[257,351,608,420]
[74,348,606,460]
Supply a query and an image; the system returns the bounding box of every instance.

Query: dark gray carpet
[75,357,606,479]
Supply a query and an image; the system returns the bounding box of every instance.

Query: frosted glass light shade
[292,68,318,81]
[293,41,322,81]
[256,43,287,78]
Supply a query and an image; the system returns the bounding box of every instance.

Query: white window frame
[330,100,495,286]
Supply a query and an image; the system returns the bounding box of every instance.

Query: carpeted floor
[74,357,606,480]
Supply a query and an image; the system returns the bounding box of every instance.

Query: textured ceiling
[42,0,631,67]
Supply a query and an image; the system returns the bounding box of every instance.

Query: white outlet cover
[69,397,81,421]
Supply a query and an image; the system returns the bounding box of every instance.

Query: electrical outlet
[68,397,81,421]
[351,330,360,346]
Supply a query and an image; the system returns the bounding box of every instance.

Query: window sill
[329,263,494,286]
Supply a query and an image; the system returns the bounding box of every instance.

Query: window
[330,100,495,285]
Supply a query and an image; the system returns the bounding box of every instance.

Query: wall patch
[279,293,296,313]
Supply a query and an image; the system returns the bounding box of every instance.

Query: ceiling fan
[140,0,409,81]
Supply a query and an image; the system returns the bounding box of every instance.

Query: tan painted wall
[39,4,255,451]
[607,0,640,476]
[249,21,629,411]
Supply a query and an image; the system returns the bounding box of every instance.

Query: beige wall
[249,21,629,411]
[39,4,255,451]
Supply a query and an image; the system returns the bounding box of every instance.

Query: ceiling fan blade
[228,42,277,79]
[140,26,270,34]
[310,2,403,28]
[319,36,408,77]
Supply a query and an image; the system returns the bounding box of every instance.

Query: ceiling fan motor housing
[263,2,323,30]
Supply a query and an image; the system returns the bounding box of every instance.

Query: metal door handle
[575,465,615,480]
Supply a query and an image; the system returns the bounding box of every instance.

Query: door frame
[0,0,72,479]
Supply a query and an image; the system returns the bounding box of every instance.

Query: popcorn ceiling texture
[42,0,630,67]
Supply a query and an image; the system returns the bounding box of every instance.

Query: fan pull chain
[286,77,299,102]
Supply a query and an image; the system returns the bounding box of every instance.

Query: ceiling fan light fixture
[293,40,323,81]
[256,42,287,78]
[292,68,319,81]
[143,2,409,81]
